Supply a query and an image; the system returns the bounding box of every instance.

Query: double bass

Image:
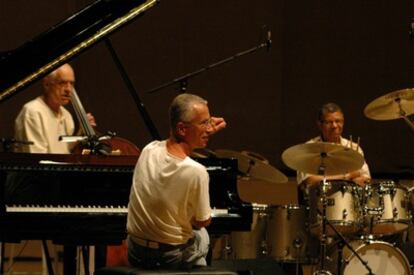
[69,87,140,157]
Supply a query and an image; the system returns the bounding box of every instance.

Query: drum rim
[343,240,411,274]
[269,204,307,210]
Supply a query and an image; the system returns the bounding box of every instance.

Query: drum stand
[312,177,332,275]
[313,178,375,275]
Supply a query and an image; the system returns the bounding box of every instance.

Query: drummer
[297,102,371,188]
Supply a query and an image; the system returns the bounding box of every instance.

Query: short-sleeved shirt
[14,96,74,153]
[127,140,211,245]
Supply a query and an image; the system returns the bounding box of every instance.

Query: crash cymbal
[215,149,288,183]
[281,142,364,176]
[364,88,414,120]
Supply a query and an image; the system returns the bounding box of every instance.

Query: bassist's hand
[87,113,97,127]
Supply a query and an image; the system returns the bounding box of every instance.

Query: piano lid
[0,0,158,103]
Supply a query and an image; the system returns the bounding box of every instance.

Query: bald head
[42,64,75,112]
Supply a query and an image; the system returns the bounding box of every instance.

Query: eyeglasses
[51,80,75,87]
[321,119,344,126]
[184,118,213,129]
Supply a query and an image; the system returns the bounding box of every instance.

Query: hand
[209,116,226,134]
[86,113,97,127]
[347,170,369,187]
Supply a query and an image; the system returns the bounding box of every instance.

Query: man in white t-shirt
[14,63,95,154]
[127,93,226,269]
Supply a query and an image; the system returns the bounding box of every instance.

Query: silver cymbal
[281,142,364,176]
[215,149,288,183]
[364,88,414,120]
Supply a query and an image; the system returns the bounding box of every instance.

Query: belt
[130,235,194,251]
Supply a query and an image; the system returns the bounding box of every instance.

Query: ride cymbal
[364,88,414,120]
[281,142,364,176]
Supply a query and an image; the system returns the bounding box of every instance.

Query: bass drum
[229,203,268,259]
[266,205,319,264]
[327,241,411,275]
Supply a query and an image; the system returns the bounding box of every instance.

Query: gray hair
[44,63,73,83]
[169,93,207,130]
[318,102,343,122]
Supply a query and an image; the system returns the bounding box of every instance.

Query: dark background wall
[1,1,414,178]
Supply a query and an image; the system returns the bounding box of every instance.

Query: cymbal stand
[395,97,414,131]
[312,176,332,275]
[313,181,375,275]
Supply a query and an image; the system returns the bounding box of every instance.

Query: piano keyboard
[211,208,240,218]
[6,205,239,217]
[6,205,128,214]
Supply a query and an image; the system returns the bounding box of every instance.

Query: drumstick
[356,136,360,152]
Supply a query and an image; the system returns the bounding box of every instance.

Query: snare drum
[229,203,268,259]
[307,180,362,236]
[363,181,411,235]
[266,205,319,264]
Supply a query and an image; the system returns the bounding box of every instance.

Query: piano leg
[81,246,90,275]
[63,245,77,275]
[41,240,55,275]
[0,242,4,274]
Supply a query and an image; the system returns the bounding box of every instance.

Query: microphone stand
[145,30,272,94]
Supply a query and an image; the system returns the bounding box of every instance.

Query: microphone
[410,18,414,39]
[266,30,272,51]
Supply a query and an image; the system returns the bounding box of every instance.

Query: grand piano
[0,0,252,274]
[0,153,251,241]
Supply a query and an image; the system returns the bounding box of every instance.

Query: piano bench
[94,266,240,275]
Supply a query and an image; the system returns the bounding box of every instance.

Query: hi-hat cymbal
[281,142,364,176]
[364,88,414,120]
[215,149,288,183]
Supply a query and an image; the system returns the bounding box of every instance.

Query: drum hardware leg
[312,178,333,275]
[294,238,303,275]
[222,234,232,260]
[336,241,344,275]
[260,240,268,257]
[369,215,374,235]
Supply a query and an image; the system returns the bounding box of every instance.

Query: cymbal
[364,88,414,120]
[281,142,364,176]
[215,149,288,183]
[237,177,297,204]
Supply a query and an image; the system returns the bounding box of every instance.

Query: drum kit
[214,148,319,269]
[213,88,414,275]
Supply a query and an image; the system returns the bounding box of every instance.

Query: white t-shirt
[127,140,212,245]
[14,96,74,154]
